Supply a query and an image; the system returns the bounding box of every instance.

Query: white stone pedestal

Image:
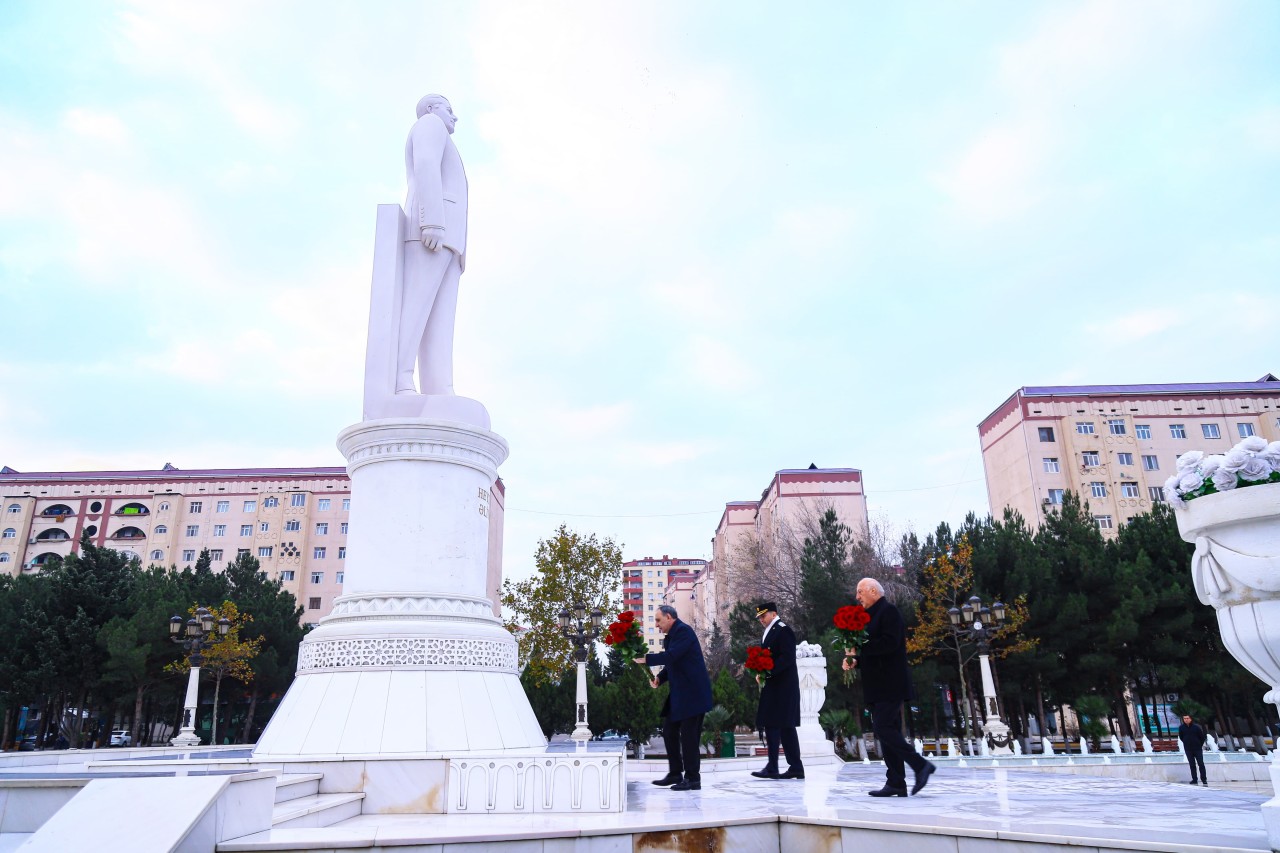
[797,642,836,759]
[254,418,546,761]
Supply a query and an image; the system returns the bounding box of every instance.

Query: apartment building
[979,374,1280,535]
[620,555,706,651]
[0,464,507,623]
[693,466,869,637]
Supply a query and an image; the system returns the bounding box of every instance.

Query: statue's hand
[420,226,445,251]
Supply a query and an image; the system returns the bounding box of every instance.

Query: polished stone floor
[221,760,1272,851]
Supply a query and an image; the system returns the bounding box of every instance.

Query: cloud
[934,119,1052,223]
[61,109,131,145]
[1084,307,1184,343]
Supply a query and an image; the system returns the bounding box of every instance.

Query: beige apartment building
[0,464,506,623]
[692,466,869,638]
[979,374,1280,535]
[620,555,705,651]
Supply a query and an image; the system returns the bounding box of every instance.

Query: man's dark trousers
[1187,749,1206,783]
[871,700,927,788]
[764,725,801,772]
[663,713,705,782]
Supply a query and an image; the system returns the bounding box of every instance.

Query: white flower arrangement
[1164,436,1280,508]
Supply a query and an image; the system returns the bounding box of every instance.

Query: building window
[185,525,199,537]
[158,502,169,511]
[1107,419,1126,435]
[311,572,324,583]
[210,549,224,561]
[1090,482,1107,498]
[1142,455,1160,471]
[154,524,167,534]
[1149,486,1165,503]
[237,548,249,557]
[316,523,328,535]
[213,525,226,537]
[1,529,13,539]
[6,504,20,513]
[342,499,350,511]
[182,549,195,561]
[1043,458,1060,473]
[285,520,300,532]
[243,500,257,512]
[188,501,203,514]
[340,523,348,534]
[258,546,273,557]
[1094,515,1114,530]
[1134,424,1151,439]
[263,497,279,508]
[291,494,306,507]
[1202,423,1221,439]
[1082,451,1100,467]
[318,498,331,511]
[1038,427,1055,442]
[1117,453,1133,466]
[1121,482,1140,498]
[308,597,321,610]
[313,547,326,559]
[1047,489,1064,505]
[240,525,252,536]
[149,550,163,560]
[1076,422,1095,434]
[336,571,344,583]
[213,500,227,513]
[280,570,295,580]
[259,522,270,533]
[1170,424,1187,439]
[338,547,346,559]
[1239,423,1256,438]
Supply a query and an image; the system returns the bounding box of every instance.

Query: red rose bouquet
[744,645,774,686]
[833,604,871,684]
[602,610,649,665]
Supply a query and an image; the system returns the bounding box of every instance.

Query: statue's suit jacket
[404,112,468,271]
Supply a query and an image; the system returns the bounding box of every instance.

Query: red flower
[618,611,635,623]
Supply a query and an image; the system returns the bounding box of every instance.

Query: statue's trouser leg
[396,243,455,393]
[418,252,461,395]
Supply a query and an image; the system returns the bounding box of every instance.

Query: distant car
[109,730,132,747]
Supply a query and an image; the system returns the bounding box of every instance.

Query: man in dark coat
[843,577,935,797]
[751,602,804,780]
[1178,713,1208,786]
[635,604,713,791]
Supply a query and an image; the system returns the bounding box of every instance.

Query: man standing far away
[843,578,936,797]
[634,605,713,791]
[751,602,804,780]
[1178,713,1208,786]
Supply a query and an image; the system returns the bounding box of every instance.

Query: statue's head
[416,94,457,134]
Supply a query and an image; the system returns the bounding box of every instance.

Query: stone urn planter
[1175,481,1280,847]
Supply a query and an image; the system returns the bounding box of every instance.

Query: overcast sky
[2,1,1277,582]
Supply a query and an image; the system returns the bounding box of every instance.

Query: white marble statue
[398,93,466,398]
[362,94,486,426]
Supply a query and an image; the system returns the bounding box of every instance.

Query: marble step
[273,773,322,804]
[271,792,364,829]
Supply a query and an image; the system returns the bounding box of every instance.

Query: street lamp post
[558,602,604,744]
[167,607,231,747]
[947,595,1013,755]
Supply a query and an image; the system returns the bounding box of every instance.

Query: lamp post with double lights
[558,602,604,744]
[947,595,1013,755]
[167,607,231,747]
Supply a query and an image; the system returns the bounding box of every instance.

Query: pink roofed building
[0,463,506,624]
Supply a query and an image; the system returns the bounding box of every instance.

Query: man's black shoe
[670,779,701,791]
[751,768,780,779]
[779,767,805,780]
[652,773,682,786]
[868,786,908,797]
[911,760,937,795]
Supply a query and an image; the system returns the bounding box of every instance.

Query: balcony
[114,503,150,517]
[111,527,147,541]
[40,505,75,519]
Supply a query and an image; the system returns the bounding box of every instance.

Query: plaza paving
[217,760,1271,852]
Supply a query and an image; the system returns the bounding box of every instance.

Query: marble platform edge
[216,813,1267,853]
[776,814,1263,853]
